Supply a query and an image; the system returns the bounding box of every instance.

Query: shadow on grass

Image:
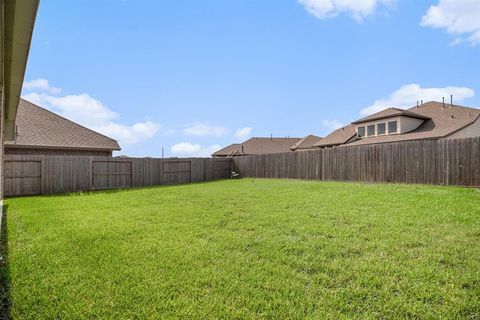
[0,205,11,320]
[5,178,232,200]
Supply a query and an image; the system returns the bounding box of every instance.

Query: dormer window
[377,123,386,135]
[352,107,430,139]
[388,121,398,134]
[367,124,375,136]
[357,126,365,137]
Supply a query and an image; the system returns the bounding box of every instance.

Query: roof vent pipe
[450,95,453,108]
[421,100,423,105]
[442,97,445,108]
[416,101,419,108]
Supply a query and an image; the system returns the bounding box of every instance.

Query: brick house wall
[4,148,112,156]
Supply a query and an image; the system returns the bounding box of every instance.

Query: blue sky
[22,0,480,157]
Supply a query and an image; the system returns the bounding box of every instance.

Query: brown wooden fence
[4,137,479,196]
[4,155,232,197]
[233,137,480,187]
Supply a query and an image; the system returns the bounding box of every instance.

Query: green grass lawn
[2,179,480,319]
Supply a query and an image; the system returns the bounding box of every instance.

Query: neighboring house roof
[290,135,323,150]
[315,101,480,148]
[5,99,121,151]
[213,137,301,156]
[213,143,243,157]
[344,101,480,147]
[313,124,357,148]
[351,107,430,125]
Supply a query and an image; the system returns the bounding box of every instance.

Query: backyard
[2,179,480,319]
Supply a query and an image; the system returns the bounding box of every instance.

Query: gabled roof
[213,137,301,157]
[313,125,357,148]
[351,107,431,125]
[213,143,243,157]
[343,101,480,147]
[5,99,121,151]
[290,135,323,150]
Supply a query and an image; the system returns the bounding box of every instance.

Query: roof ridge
[408,101,480,113]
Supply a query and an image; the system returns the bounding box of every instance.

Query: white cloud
[183,123,227,137]
[22,81,160,146]
[171,142,221,157]
[164,129,176,136]
[23,78,61,94]
[360,83,475,116]
[298,0,395,21]
[95,121,159,145]
[421,0,480,45]
[321,119,344,130]
[23,92,118,127]
[234,127,252,139]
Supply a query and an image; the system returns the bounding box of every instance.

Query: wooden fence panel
[3,155,233,196]
[162,160,189,185]
[92,160,133,190]
[213,158,232,179]
[190,159,205,183]
[4,160,41,196]
[233,137,480,187]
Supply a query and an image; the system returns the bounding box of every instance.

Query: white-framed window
[377,123,386,135]
[357,126,366,137]
[388,121,398,134]
[367,124,375,136]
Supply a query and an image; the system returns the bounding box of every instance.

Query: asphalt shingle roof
[314,101,480,148]
[351,107,430,125]
[313,125,357,148]
[344,101,480,147]
[213,137,301,156]
[5,99,121,151]
[290,135,323,150]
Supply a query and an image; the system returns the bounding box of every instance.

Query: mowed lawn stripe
[4,179,480,319]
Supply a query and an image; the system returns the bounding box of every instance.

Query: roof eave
[338,136,443,147]
[312,143,339,148]
[3,0,40,141]
[443,114,480,138]
[351,114,431,125]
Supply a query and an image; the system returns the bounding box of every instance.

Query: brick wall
[4,147,112,156]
